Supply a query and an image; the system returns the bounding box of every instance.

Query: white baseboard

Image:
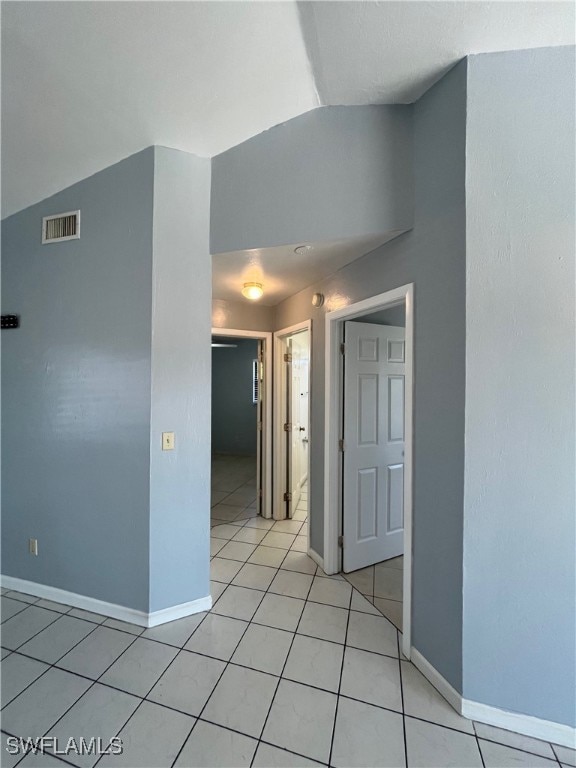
[307,547,325,572]
[147,595,212,627]
[461,699,576,750]
[1,575,211,628]
[411,646,576,750]
[410,647,462,713]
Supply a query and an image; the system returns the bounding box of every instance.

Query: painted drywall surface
[211,105,414,254]
[148,147,212,613]
[274,60,467,690]
[212,338,258,456]
[463,47,576,726]
[1,149,154,611]
[356,305,406,326]
[212,298,274,333]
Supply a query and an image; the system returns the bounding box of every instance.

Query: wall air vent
[42,210,80,244]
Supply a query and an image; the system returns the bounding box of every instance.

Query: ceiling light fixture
[294,244,313,255]
[241,282,264,301]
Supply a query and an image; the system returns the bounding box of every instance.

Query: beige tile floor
[342,557,404,631]
[0,458,572,768]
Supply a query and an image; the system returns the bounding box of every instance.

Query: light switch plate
[162,432,175,451]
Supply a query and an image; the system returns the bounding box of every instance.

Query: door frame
[323,283,414,658]
[274,321,312,534]
[211,327,273,519]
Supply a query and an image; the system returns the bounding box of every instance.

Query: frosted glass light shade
[241,282,264,300]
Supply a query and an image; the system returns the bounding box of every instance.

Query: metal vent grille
[42,211,80,244]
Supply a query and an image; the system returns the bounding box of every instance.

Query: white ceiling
[1,1,319,218]
[2,1,573,219]
[300,1,574,104]
[3,1,573,303]
[212,233,404,306]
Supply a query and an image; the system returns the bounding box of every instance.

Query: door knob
[298,426,306,431]
[302,438,309,443]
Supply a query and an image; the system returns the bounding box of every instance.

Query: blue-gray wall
[272,62,468,691]
[212,298,274,334]
[212,338,258,456]
[463,46,576,726]
[148,147,212,613]
[2,145,212,616]
[211,105,414,254]
[357,305,406,326]
[1,149,154,611]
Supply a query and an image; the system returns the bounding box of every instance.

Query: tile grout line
[4,667,560,768]
[550,743,569,766]
[0,599,38,624]
[1,604,79,665]
[472,719,568,765]
[250,558,319,768]
[4,471,566,768]
[8,463,325,766]
[7,734,79,768]
[4,635,560,764]
[209,586,401,655]
[2,593,42,608]
[0,617,104,711]
[91,698,151,768]
[170,533,308,768]
[2,585,416,711]
[397,630,409,768]
[6,586,562,764]
[34,623,145,763]
[474,719,487,768]
[26,617,158,763]
[91,609,215,768]
[327,579,354,768]
[88,614,210,768]
[186,488,304,766]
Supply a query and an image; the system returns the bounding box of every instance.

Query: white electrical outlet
[29,538,38,556]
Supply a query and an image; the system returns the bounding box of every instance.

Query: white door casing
[255,340,264,516]
[211,327,273,519]
[274,321,312,528]
[343,321,406,573]
[323,283,414,658]
[285,338,294,515]
[290,331,310,514]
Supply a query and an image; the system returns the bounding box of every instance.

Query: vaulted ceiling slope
[2,1,573,218]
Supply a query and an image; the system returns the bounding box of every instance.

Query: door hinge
[284,422,292,432]
[338,535,344,548]
[257,489,263,499]
[284,353,292,363]
[338,438,345,452]
[283,491,292,502]
[257,421,263,431]
[340,343,346,355]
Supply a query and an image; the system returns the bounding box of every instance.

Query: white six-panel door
[343,321,406,572]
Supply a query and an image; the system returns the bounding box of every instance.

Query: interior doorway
[341,306,406,631]
[323,284,414,658]
[210,328,272,522]
[274,322,311,549]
